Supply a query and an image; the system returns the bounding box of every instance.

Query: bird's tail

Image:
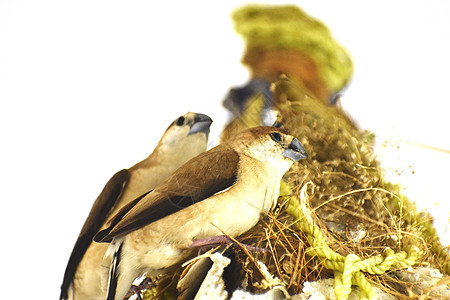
[106,240,123,300]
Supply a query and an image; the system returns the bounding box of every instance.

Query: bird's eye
[176,116,185,126]
[270,132,282,143]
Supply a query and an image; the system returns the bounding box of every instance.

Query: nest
[223,78,450,299]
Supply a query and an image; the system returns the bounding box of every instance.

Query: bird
[94,126,308,300]
[60,112,213,300]
[222,77,273,118]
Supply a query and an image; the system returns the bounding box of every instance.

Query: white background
[1,1,449,298]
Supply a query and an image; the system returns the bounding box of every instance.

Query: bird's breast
[123,168,283,272]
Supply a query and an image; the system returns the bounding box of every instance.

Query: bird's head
[157,112,213,158]
[230,126,308,173]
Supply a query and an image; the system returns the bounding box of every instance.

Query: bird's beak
[188,113,213,136]
[282,138,308,162]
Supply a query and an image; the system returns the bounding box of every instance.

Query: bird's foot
[124,277,155,300]
[189,235,268,253]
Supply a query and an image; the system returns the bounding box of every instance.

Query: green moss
[275,78,450,277]
[383,182,450,275]
[233,5,353,93]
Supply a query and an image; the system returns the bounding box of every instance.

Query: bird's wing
[60,169,130,300]
[96,145,239,242]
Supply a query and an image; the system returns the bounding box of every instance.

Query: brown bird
[60,112,213,300]
[95,126,307,300]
